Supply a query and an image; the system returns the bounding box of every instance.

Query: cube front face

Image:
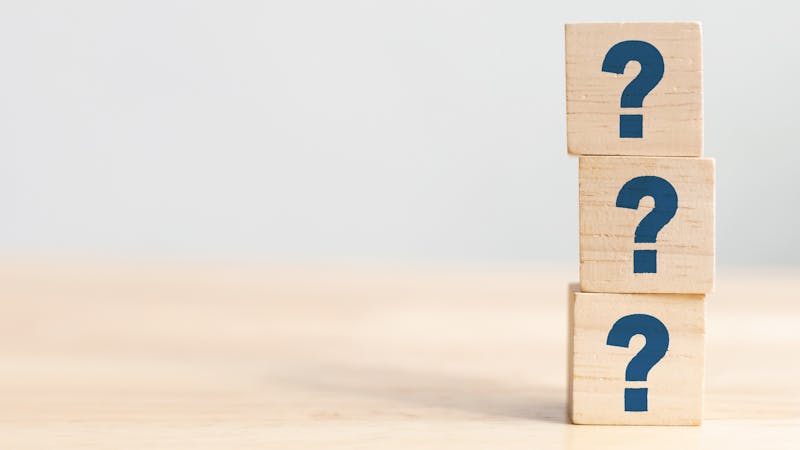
[565,23,702,156]
[569,291,705,425]
[579,156,714,294]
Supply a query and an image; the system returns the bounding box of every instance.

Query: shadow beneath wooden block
[269,361,566,423]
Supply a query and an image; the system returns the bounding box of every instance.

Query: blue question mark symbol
[607,314,669,412]
[602,41,664,138]
[616,176,677,273]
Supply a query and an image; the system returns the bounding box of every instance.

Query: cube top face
[579,156,714,294]
[565,22,702,156]
[570,291,705,425]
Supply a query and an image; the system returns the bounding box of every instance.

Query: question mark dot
[634,250,657,273]
[620,115,643,138]
[625,388,648,412]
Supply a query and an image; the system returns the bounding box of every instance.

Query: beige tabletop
[0,262,798,448]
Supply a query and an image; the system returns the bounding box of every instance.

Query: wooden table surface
[0,262,798,448]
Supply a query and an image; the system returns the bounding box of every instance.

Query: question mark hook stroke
[602,40,664,139]
[616,176,677,274]
[606,314,669,412]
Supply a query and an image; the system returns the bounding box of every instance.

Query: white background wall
[0,1,797,265]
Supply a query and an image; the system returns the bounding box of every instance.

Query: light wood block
[579,156,714,294]
[568,289,705,425]
[565,22,702,156]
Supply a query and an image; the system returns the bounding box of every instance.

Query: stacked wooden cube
[565,22,714,426]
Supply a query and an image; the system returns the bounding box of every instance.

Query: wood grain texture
[579,156,715,293]
[568,290,705,425]
[0,262,797,448]
[565,22,703,156]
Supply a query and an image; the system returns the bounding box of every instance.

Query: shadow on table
[270,362,566,423]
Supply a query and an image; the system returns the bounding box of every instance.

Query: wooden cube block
[580,156,714,294]
[568,288,705,425]
[565,22,702,156]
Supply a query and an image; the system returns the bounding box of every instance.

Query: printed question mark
[616,176,677,274]
[606,314,669,412]
[602,41,664,138]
